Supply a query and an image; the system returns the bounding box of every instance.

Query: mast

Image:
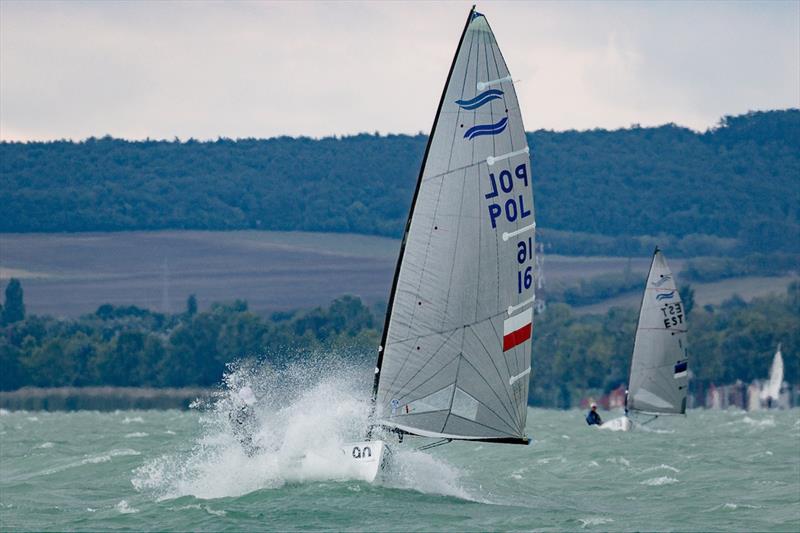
[372,6,477,403]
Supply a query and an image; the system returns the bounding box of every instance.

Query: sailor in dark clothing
[229,385,259,456]
[586,402,603,426]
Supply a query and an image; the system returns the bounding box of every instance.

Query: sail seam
[458,343,522,434]
[384,329,459,405]
[385,308,507,346]
[394,353,461,406]
[468,323,521,429]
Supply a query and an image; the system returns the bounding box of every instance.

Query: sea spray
[132,354,469,500]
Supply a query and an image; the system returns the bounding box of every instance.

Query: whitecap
[0,408,10,416]
[37,442,55,449]
[115,500,139,514]
[741,416,775,428]
[578,517,614,528]
[26,416,39,422]
[704,502,763,512]
[125,432,149,438]
[642,464,680,473]
[606,457,631,467]
[640,476,678,486]
[122,416,144,424]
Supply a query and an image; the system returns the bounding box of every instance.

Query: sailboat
[343,6,535,481]
[760,344,784,408]
[602,247,688,431]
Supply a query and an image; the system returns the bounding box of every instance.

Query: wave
[115,500,139,514]
[642,464,680,473]
[640,476,679,486]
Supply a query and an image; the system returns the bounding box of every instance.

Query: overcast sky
[1,0,798,141]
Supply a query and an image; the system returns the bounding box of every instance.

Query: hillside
[2,110,799,255]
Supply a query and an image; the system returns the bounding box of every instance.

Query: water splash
[132,355,469,500]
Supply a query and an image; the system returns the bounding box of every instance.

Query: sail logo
[455,89,504,110]
[652,275,672,287]
[464,117,508,140]
[656,291,676,301]
[674,360,688,378]
[503,308,533,351]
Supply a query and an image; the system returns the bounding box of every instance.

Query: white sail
[627,248,688,415]
[372,9,533,444]
[760,345,783,402]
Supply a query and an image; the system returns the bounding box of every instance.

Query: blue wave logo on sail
[464,117,508,140]
[455,89,504,110]
[656,290,676,301]
[652,275,672,287]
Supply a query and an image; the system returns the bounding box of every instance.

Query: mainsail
[760,345,783,403]
[372,8,534,444]
[627,248,688,415]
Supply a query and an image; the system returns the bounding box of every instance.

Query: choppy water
[1,365,798,531]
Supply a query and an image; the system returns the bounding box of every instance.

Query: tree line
[2,279,797,407]
[2,110,798,257]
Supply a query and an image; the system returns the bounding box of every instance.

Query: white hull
[341,440,388,483]
[599,416,633,432]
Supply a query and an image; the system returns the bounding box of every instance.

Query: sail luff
[372,6,477,403]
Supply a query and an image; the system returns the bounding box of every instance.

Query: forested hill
[2,110,798,255]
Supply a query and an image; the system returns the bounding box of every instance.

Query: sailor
[229,385,259,456]
[586,402,603,426]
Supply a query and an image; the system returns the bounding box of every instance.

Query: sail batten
[374,8,534,442]
[628,248,689,415]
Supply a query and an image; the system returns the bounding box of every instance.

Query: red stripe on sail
[503,323,532,351]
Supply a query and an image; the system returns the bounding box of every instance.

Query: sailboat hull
[341,440,388,483]
[599,416,633,432]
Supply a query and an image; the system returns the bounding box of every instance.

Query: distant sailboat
[602,247,688,431]
[760,344,784,408]
[344,6,535,480]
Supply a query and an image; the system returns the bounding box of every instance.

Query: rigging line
[468,323,521,428]
[457,351,522,434]
[384,328,459,405]
[416,438,453,451]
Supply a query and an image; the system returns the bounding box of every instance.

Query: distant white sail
[372,9,533,444]
[627,248,688,415]
[760,345,783,402]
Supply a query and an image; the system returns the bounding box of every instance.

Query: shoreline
[0,386,213,411]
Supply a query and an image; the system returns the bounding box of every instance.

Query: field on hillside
[0,231,795,317]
